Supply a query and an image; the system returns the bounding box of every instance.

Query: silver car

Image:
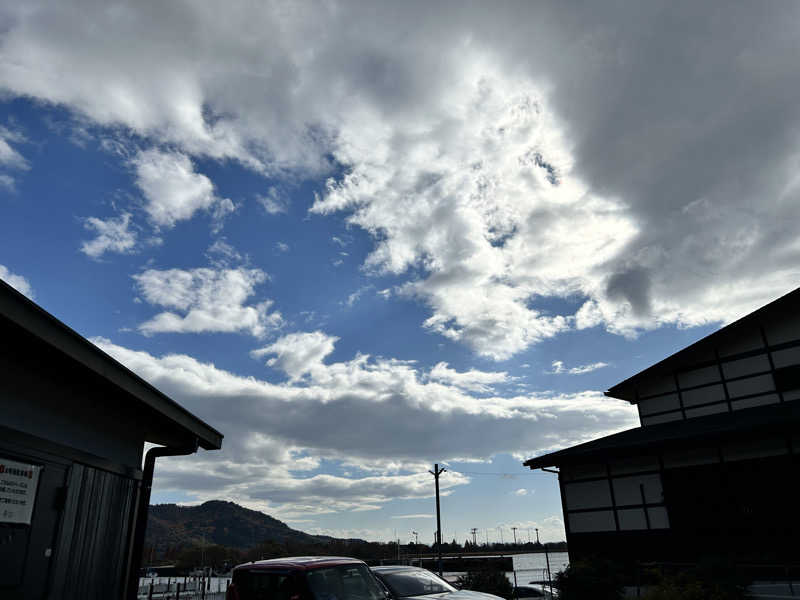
[370,566,506,600]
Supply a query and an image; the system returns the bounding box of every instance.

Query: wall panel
[569,511,616,533]
[49,464,138,600]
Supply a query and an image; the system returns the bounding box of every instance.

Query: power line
[454,470,537,477]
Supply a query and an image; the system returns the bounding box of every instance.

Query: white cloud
[0,125,28,170]
[513,489,529,496]
[258,187,288,214]
[133,148,233,229]
[429,362,509,394]
[251,331,339,380]
[0,174,15,191]
[0,125,29,190]
[344,285,372,308]
[0,265,34,298]
[311,70,636,360]
[80,212,137,258]
[275,242,289,253]
[91,334,636,515]
[3,2,799,357]
[391,514,433,519]
[497,517,564,544]
[134,267,283,337]
[548,360,609,375]
[206,238,243,267]
[210,197,237,234]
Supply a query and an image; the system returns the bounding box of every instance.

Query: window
[377,569,456,597]
[306,565,386,600]
[234,572,295,600]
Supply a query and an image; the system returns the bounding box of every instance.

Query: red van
[226,556,390,600]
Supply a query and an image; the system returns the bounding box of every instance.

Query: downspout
[126,440,199,600]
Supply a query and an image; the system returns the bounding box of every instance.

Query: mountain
[145,500,343,553]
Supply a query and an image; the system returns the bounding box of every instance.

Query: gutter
[125,441,199,600]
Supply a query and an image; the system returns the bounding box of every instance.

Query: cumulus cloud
[3,1,800,356]
[429,362,509,393]
[548,360,608,375]
[133,148,233,230]
[134,267,283,337]
[513,489,529,496]
[80,212,137,258]
[311,73,627,360]
[0,264,34,298]
[251,331,339,381]
[92,335,636,515]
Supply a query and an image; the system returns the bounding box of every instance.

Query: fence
[137,576,231,600]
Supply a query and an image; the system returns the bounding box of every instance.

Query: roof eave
[0,280,223,450]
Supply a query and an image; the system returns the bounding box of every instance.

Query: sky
[2,1,800,545]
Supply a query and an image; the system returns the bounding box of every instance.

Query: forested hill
[145,500,349,552]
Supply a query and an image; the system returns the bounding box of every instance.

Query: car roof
[235,556,367,571]
[371,566,429,574]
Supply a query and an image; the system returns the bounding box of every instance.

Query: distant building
[524,288,800,567]
[0,280,223,599]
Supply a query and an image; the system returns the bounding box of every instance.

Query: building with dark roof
[0,280,223,599]
[524,287,800,567]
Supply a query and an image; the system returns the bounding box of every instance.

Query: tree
[456,570,513,600]
[641,559,748,600]
[553,559,624,600]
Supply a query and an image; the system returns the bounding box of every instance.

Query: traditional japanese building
[524,287,800,567]
[0,280,223,599]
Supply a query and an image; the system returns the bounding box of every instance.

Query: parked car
[514,585,556,599]
[370,566,506,600]
[226,556,390,600]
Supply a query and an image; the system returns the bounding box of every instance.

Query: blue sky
[2,1,800,544]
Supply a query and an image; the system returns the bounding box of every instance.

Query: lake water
[509,552,569,585]
[438,552,570,588]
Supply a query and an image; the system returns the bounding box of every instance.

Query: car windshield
[233,571,301,600]
[377,570,456,597]
[306,564,387,600]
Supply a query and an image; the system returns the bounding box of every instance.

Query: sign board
[0,457,42,525]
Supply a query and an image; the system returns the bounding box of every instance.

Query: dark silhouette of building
[0,280,223,599]
[524,288,800,567]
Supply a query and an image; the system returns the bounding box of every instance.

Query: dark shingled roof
[0,279,223,450]
[606,286,800,403]
[523,400,800,470]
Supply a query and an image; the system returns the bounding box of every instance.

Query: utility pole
[545,542,553,597]
[428,464,446,577]
[412,531,419,566]
[511,526,517,546]
[535,528,540,544]
[470,528,477,547]
[498,526,504,545]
